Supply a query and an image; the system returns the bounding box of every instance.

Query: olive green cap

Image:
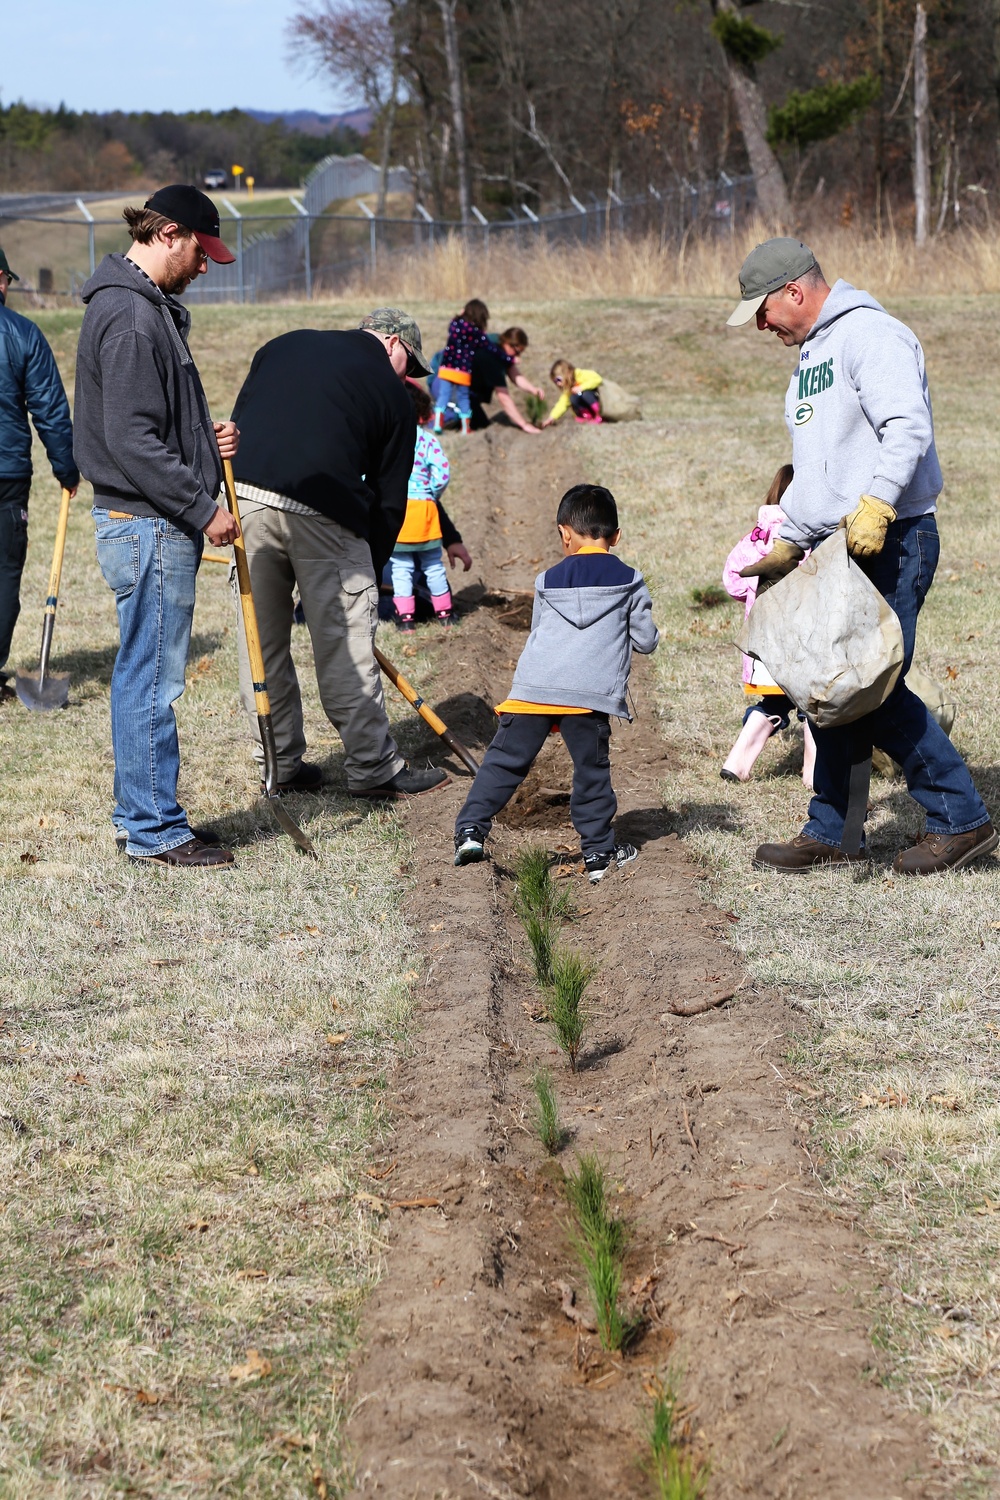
[727,237,817,326]
[358,306,429,376]
[0,247,20,282]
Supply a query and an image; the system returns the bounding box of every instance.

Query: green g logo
[794,402,814,426]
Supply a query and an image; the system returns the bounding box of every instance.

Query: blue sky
[4,0,354,115]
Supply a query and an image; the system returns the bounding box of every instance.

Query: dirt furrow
[347,426,939,1498]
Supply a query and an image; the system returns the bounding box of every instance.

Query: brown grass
[331,220,1000,303]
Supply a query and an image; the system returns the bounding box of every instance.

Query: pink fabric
[431,590,453,612]
[722,505,788,686]
[394,595,416,615]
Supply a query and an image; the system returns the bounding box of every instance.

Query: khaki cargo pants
[232,501,404,790]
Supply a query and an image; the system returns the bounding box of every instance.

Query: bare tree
[288,0,402,212]
[436,0,471,220]
[913,1,930,244]
[710,0,792,226]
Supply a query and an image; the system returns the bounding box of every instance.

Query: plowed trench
[348,426,937,1498]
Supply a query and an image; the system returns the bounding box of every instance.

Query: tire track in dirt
[347,425,940,1498]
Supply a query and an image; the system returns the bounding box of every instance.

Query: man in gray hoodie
[729,237,994,876]
[74,186,241,869]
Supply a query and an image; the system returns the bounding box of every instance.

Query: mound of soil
[348,426,938,1497]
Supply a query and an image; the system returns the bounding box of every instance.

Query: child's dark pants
[456,711,617,855]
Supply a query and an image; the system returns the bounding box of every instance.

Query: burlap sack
[598,378,642,422]
[737,529,904,729]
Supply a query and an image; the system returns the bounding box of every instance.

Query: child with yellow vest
[391,384,454,630]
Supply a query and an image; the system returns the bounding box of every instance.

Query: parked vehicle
[204,168,227,189]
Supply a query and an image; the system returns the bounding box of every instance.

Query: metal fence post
[75,198,96,276]
[356,199,377,280]
[222,197,244,304]
[290,196,312,298]
[471,204,489,250]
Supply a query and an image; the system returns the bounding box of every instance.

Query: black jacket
[74,254,221,532]
[231,329,416,576]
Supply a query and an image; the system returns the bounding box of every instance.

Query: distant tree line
[288,0,1000,233]
[0,101,362,192]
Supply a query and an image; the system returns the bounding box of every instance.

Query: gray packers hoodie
[507,550,659,718]
[778,279,942,549]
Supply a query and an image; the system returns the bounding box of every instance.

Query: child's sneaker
[584,843,638,884]
[454,826,486,866]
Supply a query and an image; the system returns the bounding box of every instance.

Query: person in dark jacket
[74,185,241,869]
[0,245,79,700]
[228,309,449,799]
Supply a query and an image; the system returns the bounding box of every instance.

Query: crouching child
[454,483,659,883]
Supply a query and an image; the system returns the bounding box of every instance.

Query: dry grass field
[3,272,1000,1494]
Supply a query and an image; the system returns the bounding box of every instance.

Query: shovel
[374,645,480,776]
[222,460,317,858]
[16,486,72,711]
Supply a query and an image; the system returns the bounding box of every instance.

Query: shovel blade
[15,670,70,712]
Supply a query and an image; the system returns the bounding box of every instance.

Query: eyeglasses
[553,376,564,384]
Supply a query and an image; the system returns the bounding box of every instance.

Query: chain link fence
[0,158,754,306]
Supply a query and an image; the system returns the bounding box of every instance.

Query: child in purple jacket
[434,298,513,435]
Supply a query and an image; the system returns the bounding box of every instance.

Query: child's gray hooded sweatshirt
[778,279,942,550]
[508,550,658,718]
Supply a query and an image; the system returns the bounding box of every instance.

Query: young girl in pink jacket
[721,465,816,787]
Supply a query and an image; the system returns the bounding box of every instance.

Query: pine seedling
[531,1066,567,1154]
[547,948,595,1071]
[524,911,555,986]
[514,847,572,923]
[646,1380,710,1500]
[582,1241,627,1351]
[524,392,547,426]
[565,1153,626,1258]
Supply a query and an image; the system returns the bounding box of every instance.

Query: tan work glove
[843,494,896,559]
[738,537,805,589]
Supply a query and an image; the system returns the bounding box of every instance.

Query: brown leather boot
[892,821,998,876]
[753,832,868,873]
[128,837,235,870]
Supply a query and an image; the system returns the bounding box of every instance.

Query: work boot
[116,825,221,854]
[892,821,998,876]
[259,761,324,796]
[753,832,868,873]
[128,837,235,870]
[351,764,450,799]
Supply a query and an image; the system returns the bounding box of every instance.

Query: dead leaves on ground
[228,1348,272,1383]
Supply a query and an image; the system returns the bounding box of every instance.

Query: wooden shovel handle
[222,460,270,720]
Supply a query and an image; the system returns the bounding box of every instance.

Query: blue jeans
[390,545,449,598]
[805,513,990,846]
[434,377,471,418]
[94,508,202,855]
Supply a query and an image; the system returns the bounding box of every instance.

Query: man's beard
[161,245,198,296]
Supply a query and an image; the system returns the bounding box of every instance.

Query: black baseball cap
[144,185,235,265]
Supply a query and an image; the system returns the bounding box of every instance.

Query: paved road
[0,192,108,217]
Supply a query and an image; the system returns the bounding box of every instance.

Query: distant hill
[245,108,372,137]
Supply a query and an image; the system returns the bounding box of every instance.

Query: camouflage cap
[358,307,429,376]
[0,247,20,282]
[727,237,817,326]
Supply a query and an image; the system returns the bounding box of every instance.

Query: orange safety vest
[397,497,443,546]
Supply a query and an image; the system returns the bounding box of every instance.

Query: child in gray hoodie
[454,484,659,882]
